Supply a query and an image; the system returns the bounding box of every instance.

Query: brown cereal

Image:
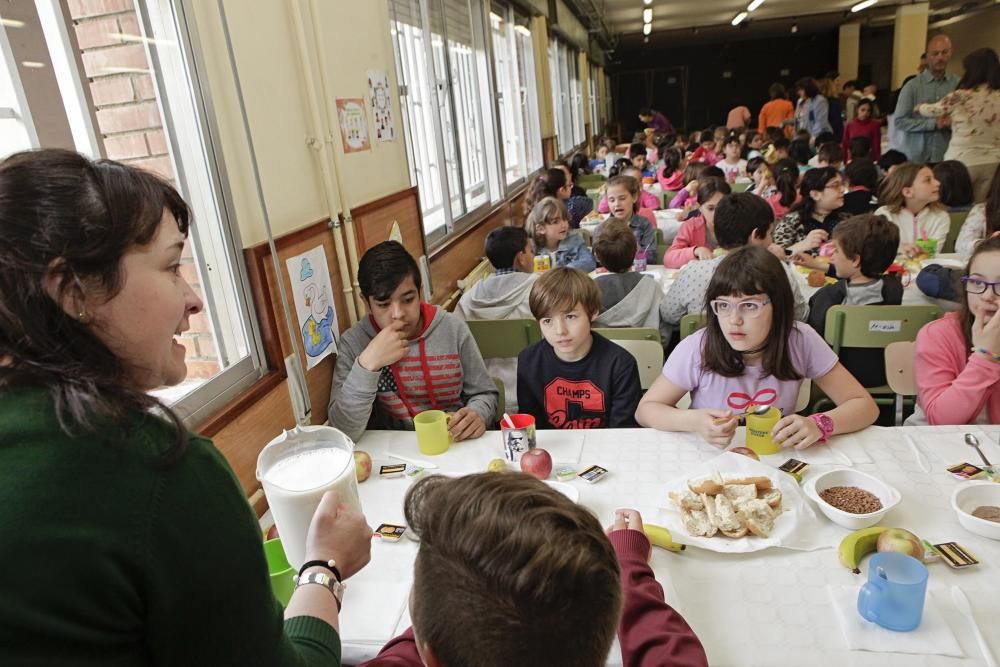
[818,486,882,514]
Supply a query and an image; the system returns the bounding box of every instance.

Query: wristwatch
[809,413,835,444]
[296,571,345,610]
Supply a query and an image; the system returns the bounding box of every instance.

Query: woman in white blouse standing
[917,48,1000,203]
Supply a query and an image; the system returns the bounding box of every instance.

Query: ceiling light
[850,0,877,12]
[642,8,652,23]
[643,22,652,35]
[643,0,653,4]
[790,22,799,33]
[747,0,765,10]
[731,11,748,26]
[21,61,45,69]
[1,18,25,28]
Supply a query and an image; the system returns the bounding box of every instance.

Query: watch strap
[809,413,834,443]
[295,571,344,610]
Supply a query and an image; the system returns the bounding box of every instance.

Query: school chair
[884,341,916,426]
[492,377,506,417]
[943,210,969,254]
[678,313,706,339]
[811,305,941,412]
[657,243,670,264]
[576,174,607,189]
[465,319,542,360]
[731,181,751,193]
[592,327,664,390]
[663,190,678,204]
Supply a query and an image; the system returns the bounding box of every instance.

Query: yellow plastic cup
[746,406,782,456]
[414,410,451,455]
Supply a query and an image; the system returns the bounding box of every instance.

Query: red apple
[876,528,923,561]
[520,448,553,480]
[265,523,279,541]
[730,447,759,461]
[354,450,372,483]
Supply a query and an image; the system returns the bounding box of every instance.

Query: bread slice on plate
[706,493,748,538]
[669,490,705,511]
[681,508,717,537]
[737,499,776,538]
[726,476,773,492]
[721,483,757,506]
[760,487,782,508]
[688,472,725,496]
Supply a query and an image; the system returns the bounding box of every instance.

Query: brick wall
[68,0,220,379]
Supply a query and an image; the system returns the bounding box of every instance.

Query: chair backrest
[466,319,541,359]
[577,174,607,189]
[492,377,506,417]
[823,305,941,354]
[663,190,678,202]
[679,313,706,340]
[884,341,917,396]
[943,210,969,254]
[592,326,660,342]
[654,227,664,245]
[592,327,663,389]
[657,243,670,264]
[731,181,751,193]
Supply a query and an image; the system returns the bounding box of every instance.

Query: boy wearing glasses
[806,214,902,387]
[661,193,807,342]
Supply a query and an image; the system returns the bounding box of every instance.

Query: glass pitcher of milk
[256,425,361,570]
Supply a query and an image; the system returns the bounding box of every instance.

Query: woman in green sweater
[0,149,372,665]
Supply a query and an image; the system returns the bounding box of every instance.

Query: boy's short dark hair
[845,158,878,190]
[485,226,529,270]
[358,240,421,301]
[848,135,872,159]
[878,149,907,172]
[593,219,637,273]
[529,266,602,319]
[713,193,774,249]
[788,139,811,165]
[629,143,646,159]
[833,214,900,279]
[818,142,844,165]
[406,472,622,667]
[814,131,836,147]
[772,136,790,151]
[699,129,714,144]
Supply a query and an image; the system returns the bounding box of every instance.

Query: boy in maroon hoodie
[360,473,707,667]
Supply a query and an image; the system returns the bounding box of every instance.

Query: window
[589,62,600,137]
[548,36,582,157]
[389,0,500,248]
[489,3,541,186]
[0,1,264,425]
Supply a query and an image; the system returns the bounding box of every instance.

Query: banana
[838,526,890,573]
[643,524,686,553]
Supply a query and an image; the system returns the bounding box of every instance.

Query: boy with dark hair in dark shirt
[517,267,641,429]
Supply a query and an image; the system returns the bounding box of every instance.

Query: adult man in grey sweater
[328,241,497,442]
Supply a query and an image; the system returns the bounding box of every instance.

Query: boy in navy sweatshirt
[517,267,641,429]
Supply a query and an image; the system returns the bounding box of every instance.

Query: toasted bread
[681,509,717,537]
[709,493,748,538]
[722,483,758,505]
[726,476,773,492]
[760,488,782,508]
[688,472,725,496]
[669,490,705,511]
[737,499,776,538]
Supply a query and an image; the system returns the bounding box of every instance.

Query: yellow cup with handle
[745,406,782,455]
[414,410,451,455]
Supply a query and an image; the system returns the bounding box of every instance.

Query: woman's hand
[304,491,372,580]
[695,410,738,446]
[772,414,823,450]
[971,309,1000,354]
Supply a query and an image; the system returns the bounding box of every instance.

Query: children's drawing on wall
[367,69,395,143]
[336,98,370,153]
[286,245,338,369]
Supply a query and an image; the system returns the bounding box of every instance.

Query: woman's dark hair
[568,152,591,178]
[795,77,820,99]
[933,160,974,208]
[986,164,1000,237]
[788,139,811,166]
[791,166,841,221]
[773,158,801,207]
[608,157,632,178]
[957,47,1000,91]
[0,149,191,460]
[702,246,801,381]
[696,176,732,208]
[523,168,568,217]
[768,83,786,100]
[659,147,683,180]
[959,235,1000,348]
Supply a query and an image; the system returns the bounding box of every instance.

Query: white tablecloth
[341,426,1000,666]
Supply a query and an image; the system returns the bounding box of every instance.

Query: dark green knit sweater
[0,385,340,665]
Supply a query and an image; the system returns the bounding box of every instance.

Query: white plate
[544,480,580,503]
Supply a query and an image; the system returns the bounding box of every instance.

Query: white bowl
[951,482,1000,540]
[802,468,901,529]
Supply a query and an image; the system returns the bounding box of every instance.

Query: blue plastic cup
[857,552,928,631]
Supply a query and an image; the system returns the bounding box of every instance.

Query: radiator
[457,257,495,292]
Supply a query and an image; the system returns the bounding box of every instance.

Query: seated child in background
[716,133,748,183]
[806,214,902,388]
[592,219,662,332]
[807,132,837,166]
[743,131,764,160]
[597,175,658,264]
[599,166,660,213]
[933,160,975,211]
[862,84,883,119]
[774,167,849,256]
[640,246,879,447]
[657,146,686,191]
[517,268,641,429]
[843,98,881,162]
[789,139,813,172]
[661,193,807,341]
[848,135,872,162]
[878,149,907,176]
[767,158,802,220]
[874,163,949,257]
[602,138,622,170]
[523,167,592,229]
[746,157,775,197]
[841,158,880,215]
[454,226,537,412]
[908,235,1000,425]
[764,135,790,164]
[690,130,721,165]
[664,176,732,268]
[360,474,708,667]
[629,142,654,178]
[527,196,596,272]
[329,241,497,442]
[670,163,722,211]
[815,143,844,171]
[955,164,1000,257]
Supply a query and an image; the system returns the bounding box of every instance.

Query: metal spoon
[714,404,771,424]
[963,433,993,467]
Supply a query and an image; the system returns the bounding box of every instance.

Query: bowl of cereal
[951,482,1000,541]
[803,469,901,529]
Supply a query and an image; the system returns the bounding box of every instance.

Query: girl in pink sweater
[912,235,1000,425]
[657,147,686,191]
[664,177,732,268]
